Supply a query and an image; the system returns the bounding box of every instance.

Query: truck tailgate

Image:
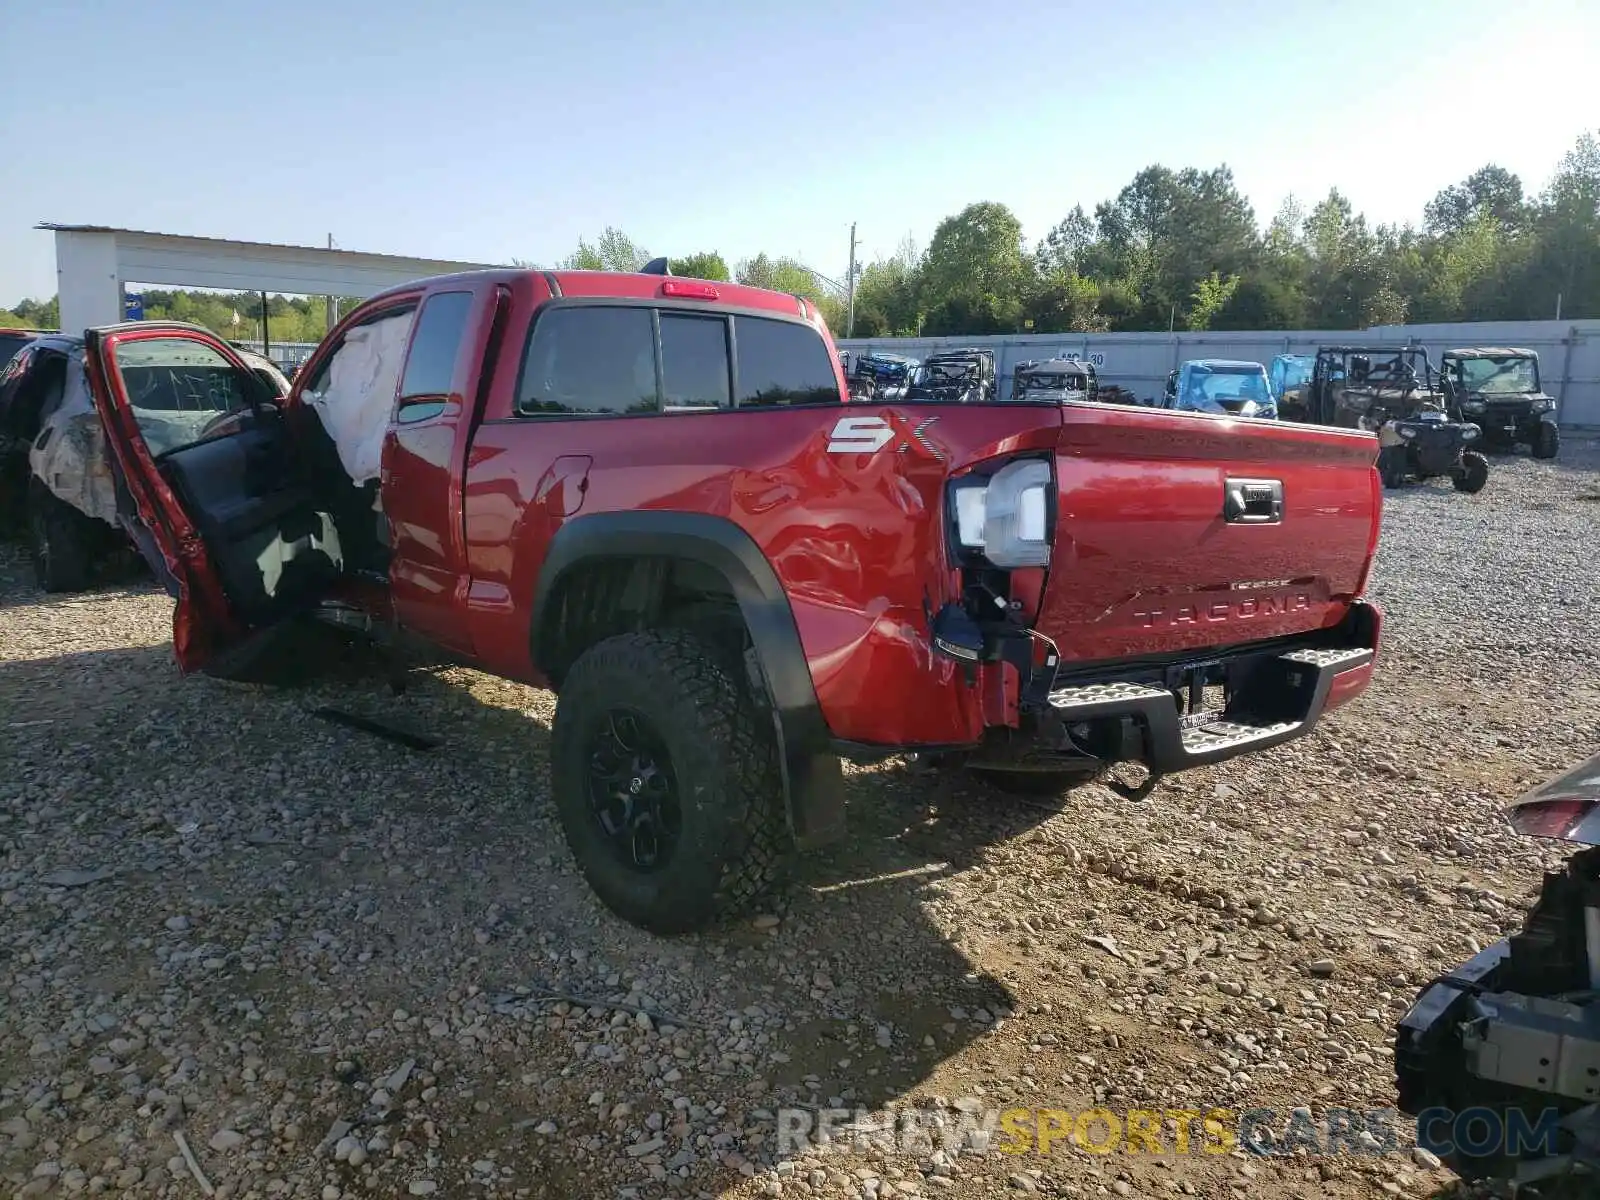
[1038,405,1380,664]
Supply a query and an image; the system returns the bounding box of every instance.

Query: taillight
[661,280,719,300]
[1507,799,1595,841]
[947,458,1054,568]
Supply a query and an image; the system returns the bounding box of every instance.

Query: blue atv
[847,351,919,400]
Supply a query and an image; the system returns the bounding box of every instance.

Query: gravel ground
[3,442,1599,1200]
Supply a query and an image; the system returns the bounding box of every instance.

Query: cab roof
[1019,358,1091,372]
[1443,346,1536,359]
[364,268,816,320]
[1185,359,1266,371]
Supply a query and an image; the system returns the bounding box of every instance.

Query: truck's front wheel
[551,631,789,934]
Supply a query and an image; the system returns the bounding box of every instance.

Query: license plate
[1170,661,1227,727]
[1177,691,1222,729]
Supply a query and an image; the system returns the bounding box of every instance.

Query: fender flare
[530,511,846,849]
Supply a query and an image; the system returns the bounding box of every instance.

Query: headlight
[947,459,1053,567]
[1462,400,1485,413]
[1399,427,1417,439]
[1239,400,1258,416]
[1462,425,1479,440]
[1532,397,1555,413]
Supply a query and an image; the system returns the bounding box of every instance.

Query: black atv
[846,351,917,402]
[1376,413,1490,494]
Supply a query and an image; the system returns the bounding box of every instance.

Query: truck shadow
[0,622,1052,1195]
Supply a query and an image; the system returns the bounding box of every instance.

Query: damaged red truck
[77,265,1383,932]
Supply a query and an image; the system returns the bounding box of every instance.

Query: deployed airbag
[302,311,414,486]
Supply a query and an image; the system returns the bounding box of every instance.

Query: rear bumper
[1047,644,1374,772]
[969,599,1382,776]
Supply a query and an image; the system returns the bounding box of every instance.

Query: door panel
[156,423,343,624]
[84,322,330,670]
[383,285,506,654]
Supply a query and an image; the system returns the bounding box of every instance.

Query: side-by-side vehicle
[1439,347,1559,459]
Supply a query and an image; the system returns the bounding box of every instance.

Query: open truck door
[83,321,337,673]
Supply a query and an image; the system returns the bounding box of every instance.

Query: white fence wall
[230,339,320,369]
[838,319,1600,428]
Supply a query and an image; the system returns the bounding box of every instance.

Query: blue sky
[2,0,1595,307]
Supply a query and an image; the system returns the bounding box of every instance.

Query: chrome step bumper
[1047,646,1375,771]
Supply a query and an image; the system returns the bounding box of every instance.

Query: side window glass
[0,345,32,388]
[518,307,657,416]
[397,291,472,422]
[659,314,730,411]
[108,336,256,457]
[734,316,839,407]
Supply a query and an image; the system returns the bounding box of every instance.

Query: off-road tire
[1377,447,1408,490]
[1531,422,1560,460]
[27,482,95,593]
[968,766,1100,797]
[551,630,789,934]
[1452,451,1490,494]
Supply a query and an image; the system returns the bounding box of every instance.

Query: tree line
[5,130,1594,341]
[0,291,345,345]
[551,132,1600,339]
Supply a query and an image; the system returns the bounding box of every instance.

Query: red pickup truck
[77,265,1383,932]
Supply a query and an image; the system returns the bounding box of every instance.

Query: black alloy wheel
[585,707,683,873]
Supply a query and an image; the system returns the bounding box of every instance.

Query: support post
[54,230,123,333]
[845,223,858,339]
[326,233,339,333]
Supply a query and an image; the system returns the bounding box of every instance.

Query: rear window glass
[519,307,658,416]
[735,316,839,407]
[400,291,472,399]
[0,334,32,372]
[660,314,730,411]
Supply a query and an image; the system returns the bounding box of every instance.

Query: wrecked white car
[0,331,292,591]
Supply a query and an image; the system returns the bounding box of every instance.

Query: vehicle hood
[1506,749,1600,844]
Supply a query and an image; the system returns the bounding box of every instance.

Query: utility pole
[326,233,339,333]
[845,223,858,339]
